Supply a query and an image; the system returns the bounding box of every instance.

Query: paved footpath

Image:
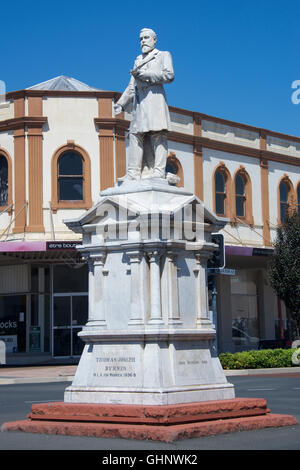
[0,365,77,384]
[0,365,299,384]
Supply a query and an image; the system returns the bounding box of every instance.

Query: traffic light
[207,233,225,269]
[207,272,215,291]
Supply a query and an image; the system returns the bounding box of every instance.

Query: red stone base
[2,398,297,443]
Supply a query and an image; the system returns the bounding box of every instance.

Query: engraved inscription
[174,344,213,386]
[177,360,207,366]
[94,356,137,379]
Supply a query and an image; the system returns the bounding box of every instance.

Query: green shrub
[219,348,298,370]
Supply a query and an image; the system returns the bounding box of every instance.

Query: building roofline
[5,89,121,100]
[4,89,300,143]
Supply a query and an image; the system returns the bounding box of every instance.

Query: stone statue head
[140,28,157,54]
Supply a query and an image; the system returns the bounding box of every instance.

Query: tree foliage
[268,211,300,338]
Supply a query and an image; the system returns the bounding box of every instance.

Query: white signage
[0,335,18,353]
[208,268,236,276]
[0,340,5,364]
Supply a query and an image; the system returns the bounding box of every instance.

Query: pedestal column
[86,252,107,328]
[146,248,164,325]
[126,249,145,326]
[166,251,182,325]
[194,252,212,328]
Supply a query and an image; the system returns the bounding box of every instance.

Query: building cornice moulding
[0,116,47,132]
[6,89,121,100]
[1,91,299,168]
[93,117,300,168]
[94,117,129,131]
[169,131,300,167]
[170,106,300,145]
[3,88,300,144]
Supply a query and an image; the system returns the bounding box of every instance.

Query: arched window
[297,184,300,217]
[51,142,92,213]
[215,170,226,216]
[0,154,8,206]
[235,174,245,217]
[166,153,184,187]
[58,152,83,201]
[279,181,290,222]
[277,176,296,224]
[0,149,12,210]
[166,160,177,175]
[233,167,253,225]
[213,163,232,218]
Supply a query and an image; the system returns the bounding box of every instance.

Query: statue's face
[140,31,156,54]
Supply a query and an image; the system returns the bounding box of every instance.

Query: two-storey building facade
[0,76,299,363]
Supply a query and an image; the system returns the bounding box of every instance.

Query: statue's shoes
[118,174,140,182]
[149,170,165,178]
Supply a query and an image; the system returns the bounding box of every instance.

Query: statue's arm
[115,75,135,114]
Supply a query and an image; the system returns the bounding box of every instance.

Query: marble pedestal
[64,330,234,405]
[63,178,235,405]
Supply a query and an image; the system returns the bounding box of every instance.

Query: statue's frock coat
[117,49,174,134]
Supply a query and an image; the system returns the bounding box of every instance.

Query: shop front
[0,242,292,363]
[52,264,88,357]
[216,246,292,354]
[0,242,88,364]
[0,295,27,353]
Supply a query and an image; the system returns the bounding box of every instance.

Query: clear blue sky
[2,0,300,137]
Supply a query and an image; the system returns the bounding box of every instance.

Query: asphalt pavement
[0,364,299,384]
[0,368,299,451]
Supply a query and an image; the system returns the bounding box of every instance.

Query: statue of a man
[114,28,174,180]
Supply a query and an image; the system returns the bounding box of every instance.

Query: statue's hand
[135,70,154,83]
[114,103,123,115]
[130,69,139,78]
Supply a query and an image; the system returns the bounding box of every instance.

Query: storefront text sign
[46,242,82,250]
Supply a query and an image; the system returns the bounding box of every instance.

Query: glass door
[52,294,88,357]
[71,295,88,356]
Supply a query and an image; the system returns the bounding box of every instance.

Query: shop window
[30,266,51,353]
[52,265,88,356]
[53,294,88,356]
[53,264,88,293]
[230,270,260,353]
[0,295,27,353]
[31,266,39,292]
[51,142,92,212]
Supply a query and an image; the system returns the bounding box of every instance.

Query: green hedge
[219,348,298,370]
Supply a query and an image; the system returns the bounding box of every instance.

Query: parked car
[258,339,290,349]
[232,326,259,351]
